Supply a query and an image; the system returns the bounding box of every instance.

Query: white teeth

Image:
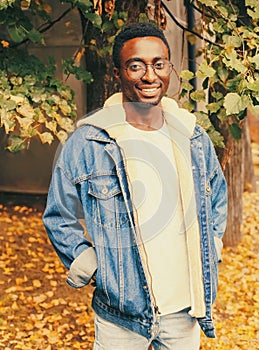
[142,88,157,93]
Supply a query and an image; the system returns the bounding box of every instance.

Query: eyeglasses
[123,59,173,80]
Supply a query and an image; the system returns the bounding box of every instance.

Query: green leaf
[223,93,240,115]
[212,19,226,34]
[248,54,259,69]
[198,0,218,6]
[190,90,206,102]
[179,70,194,80]
[194,111,212,130]
[245,0,256,6]
[217,66,228,83]
[217,6,229,18]
[6,135,26,153]
[84,13,102,28]
[0,0,16,10]
[76,0,92,6]
[226,76,242,91]
[63,58,93,84]
[57,86,74,101]
[180,82,193,92]
[16,116,34,129]
[196,60,216,79]
[211,91,224,101]
[206,101,223,113]
[55,115,75,132]
[223,93,250,115]
[229,123,242,140]
[223,93,241,115]
[28,28,44,45]
[8,26,27,43]
[0,110,16,133]
[223,49,246,73]
[102,20,113,33]
[216,108,229,122]
[10,76,23,86]
[247,8,259,20]
[207,128,225,148]
[223,34,242,48]
[247,80,259,92]
[181,100,195,112]
[0,98,17,110]
[16,103,35,118]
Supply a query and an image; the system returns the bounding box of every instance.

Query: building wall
[28,1,87,118]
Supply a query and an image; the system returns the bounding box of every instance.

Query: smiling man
[43,22,228,349]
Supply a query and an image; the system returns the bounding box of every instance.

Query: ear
[114,67,121,80]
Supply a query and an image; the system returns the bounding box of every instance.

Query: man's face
[114,36,171,107]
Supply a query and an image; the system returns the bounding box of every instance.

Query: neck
[123,101,164,131]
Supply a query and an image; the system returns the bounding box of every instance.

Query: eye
[127,62,145,72]
[154,61,165,70]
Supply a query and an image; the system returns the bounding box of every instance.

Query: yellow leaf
[56,130,68,144]
[38,131,54,145]
[45,120,57,133]
[50,280,57,287]
[33,294,47,303]
[11,301,19,310]
[32,280,42,288]
[15,277,27,285]
[16,103,35,119]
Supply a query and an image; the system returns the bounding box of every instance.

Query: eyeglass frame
[122,58,173,80]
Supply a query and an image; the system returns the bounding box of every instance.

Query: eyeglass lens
[126,59,172,80]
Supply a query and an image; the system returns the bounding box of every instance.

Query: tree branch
[161,0,223,48]
[38,7,72,34]
[11,7,73,48]
[188,0,214,19]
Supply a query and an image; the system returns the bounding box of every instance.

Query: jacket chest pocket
[88,175,130,230]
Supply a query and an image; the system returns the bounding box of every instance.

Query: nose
[141,64,157,82]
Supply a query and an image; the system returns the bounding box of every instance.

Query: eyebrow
[125,56,168,65]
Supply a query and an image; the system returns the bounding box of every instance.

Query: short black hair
[112,22,171,68]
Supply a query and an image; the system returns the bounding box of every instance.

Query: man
[43,22,227,349]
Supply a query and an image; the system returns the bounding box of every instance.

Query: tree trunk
[84,0,148,112]
[216,117,256,246]
[243,118,256,192]
[223,135,244,246]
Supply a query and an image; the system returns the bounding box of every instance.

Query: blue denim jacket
[43,107,227,340]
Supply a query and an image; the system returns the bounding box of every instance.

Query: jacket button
[143,285,148,289]
[102,186,108,194]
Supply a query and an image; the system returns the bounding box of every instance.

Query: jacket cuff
[66,247,97,288]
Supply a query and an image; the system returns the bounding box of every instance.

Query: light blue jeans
[93,308,200,350]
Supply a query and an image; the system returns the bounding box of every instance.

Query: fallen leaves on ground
[0,204,95,349]
[0,192,258,349]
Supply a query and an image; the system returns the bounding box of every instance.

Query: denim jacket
[43,101,227,340]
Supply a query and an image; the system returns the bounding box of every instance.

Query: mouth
[137,86,161,97]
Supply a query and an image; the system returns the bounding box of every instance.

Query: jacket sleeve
[42,164,97,288]
[210,155,228,240]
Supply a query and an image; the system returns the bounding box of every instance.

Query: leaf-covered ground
[0,145,258,349]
